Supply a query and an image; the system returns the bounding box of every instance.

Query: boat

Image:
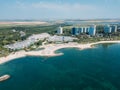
[0,75,10,82]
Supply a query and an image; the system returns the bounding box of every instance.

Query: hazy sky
[0,0,120,19]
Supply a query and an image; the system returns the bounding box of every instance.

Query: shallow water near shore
[0,43,120,90]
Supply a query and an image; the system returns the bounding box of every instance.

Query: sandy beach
[0,41,120,64]
[0,51,26,64]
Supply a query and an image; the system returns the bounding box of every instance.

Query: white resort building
[4,33,50,50]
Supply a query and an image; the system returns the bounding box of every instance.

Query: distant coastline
[0,21,48,26]
[0,40,120,64]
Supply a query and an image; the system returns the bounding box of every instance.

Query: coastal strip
[0,41,120,64]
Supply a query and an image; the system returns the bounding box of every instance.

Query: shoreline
[0,40,120,64]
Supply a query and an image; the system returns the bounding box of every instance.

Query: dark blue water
[0,44,120,90]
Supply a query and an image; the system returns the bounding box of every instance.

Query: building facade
[83,27,87,33]
[57,26,63,34]
[111,25,117,33]
[88,25,96,36]
[86,27,89,33]
[104,25,112,33]
[72,26,96,36]
[72,27,79,35]
[78,27,83,34]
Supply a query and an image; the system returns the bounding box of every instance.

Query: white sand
[0,51,26,64]
[90,41,120,45]
[26,42,91,57]
[0,41,120,64]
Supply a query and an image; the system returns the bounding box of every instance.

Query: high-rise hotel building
[88,25,96,36]
[57,26,63,34]
[72,25,96,36]
[104,25,112,33]
[72,27,79,35]
[111,25,117,33]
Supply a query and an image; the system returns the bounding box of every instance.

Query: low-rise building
[47,35,77,42]
[28,33,50,40]
[20,31,26,37]
[4,33,50,50]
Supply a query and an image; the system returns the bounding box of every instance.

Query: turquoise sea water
[0,44,120,90]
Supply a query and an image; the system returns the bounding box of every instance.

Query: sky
[0,0,120,20]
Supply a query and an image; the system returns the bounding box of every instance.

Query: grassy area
[0,24,60,57]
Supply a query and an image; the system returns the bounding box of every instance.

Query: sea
[0,43,120,90]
